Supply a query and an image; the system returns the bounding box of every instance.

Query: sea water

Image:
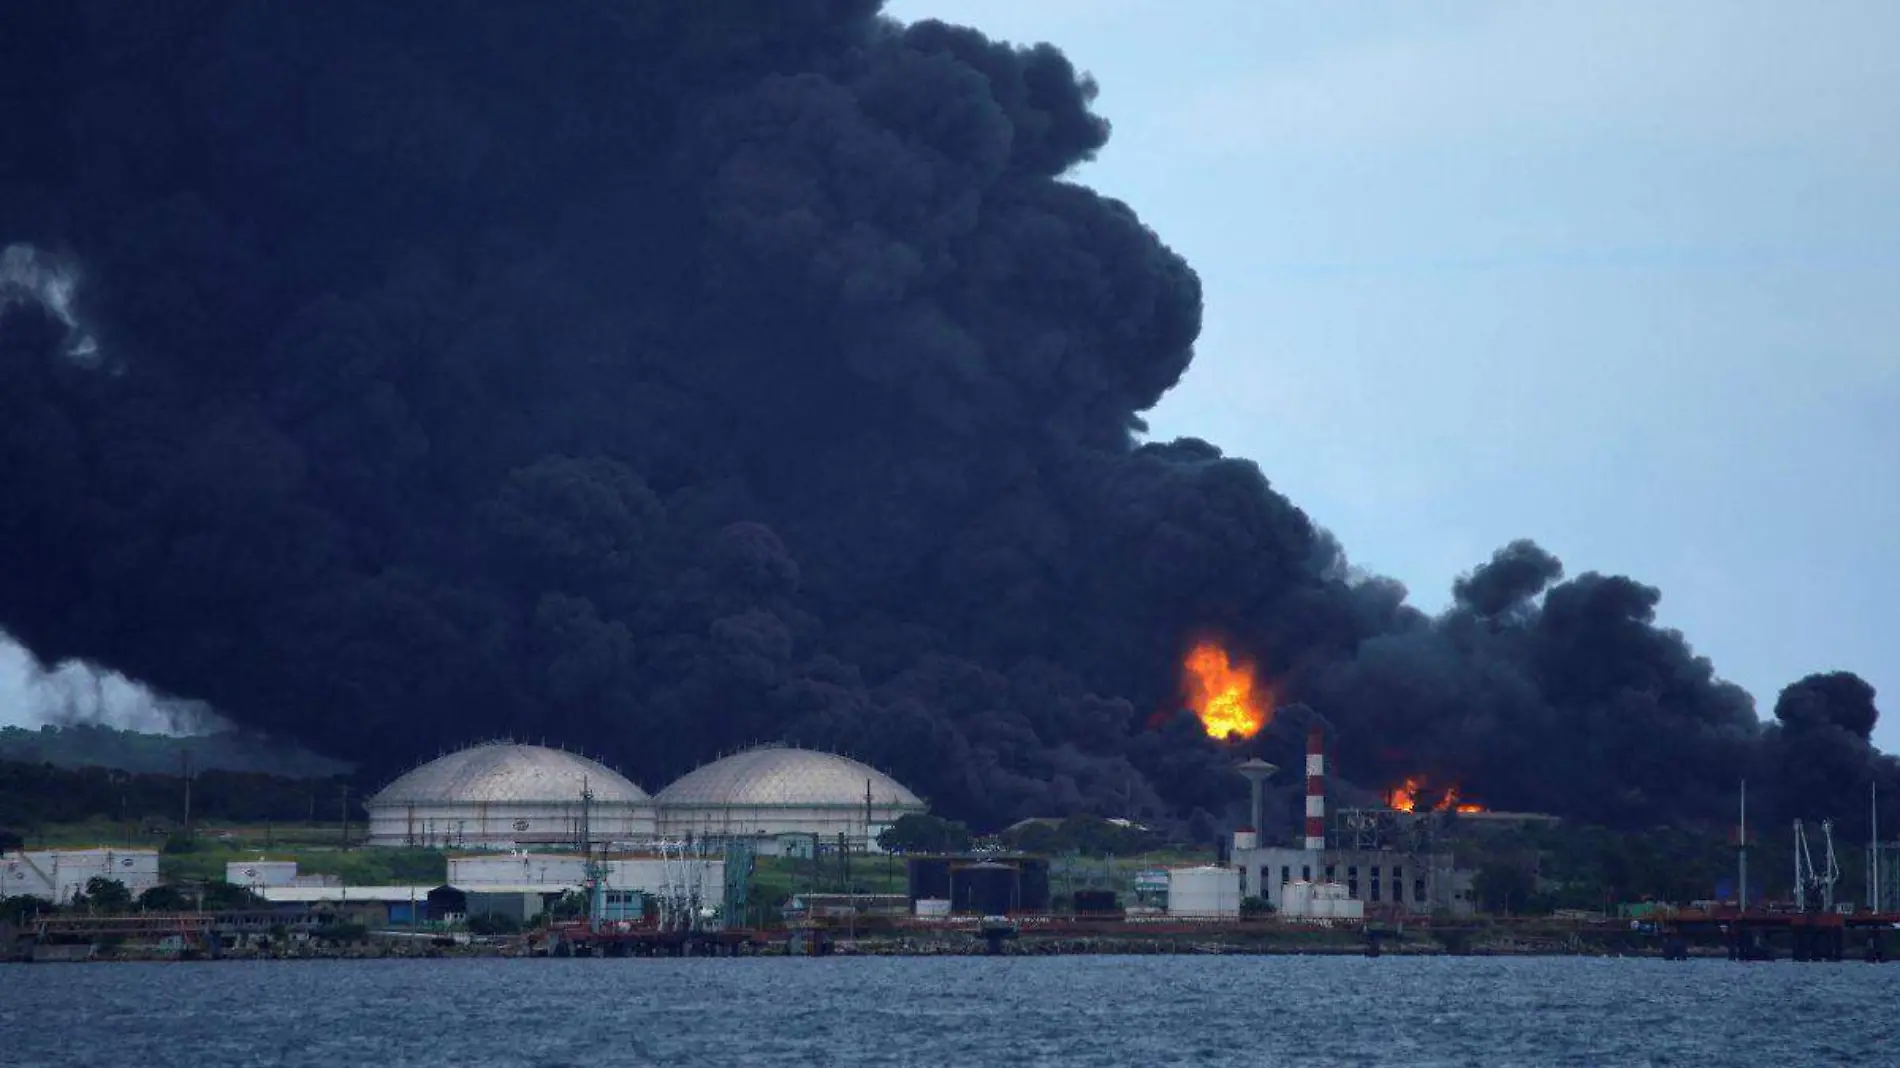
[3,955,1895,1066]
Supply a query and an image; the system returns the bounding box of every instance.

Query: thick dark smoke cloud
[0,1,1887,834]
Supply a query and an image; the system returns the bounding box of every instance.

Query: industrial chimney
[1304,725,1326,851]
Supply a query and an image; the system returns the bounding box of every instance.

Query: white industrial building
[654,744,926,851]
[363,741,655,848]
[2,848,161,903]
[448,853,724,899]
[1233,844,1471,917]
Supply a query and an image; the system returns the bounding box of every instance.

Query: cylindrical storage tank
[915,898,952,918]
[950,862,1019,915]
[1018,858,1052,912]
[1282,879,1314,917]
[906,858,953,904]
[1167,866,1241,919]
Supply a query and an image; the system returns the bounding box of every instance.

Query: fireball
[1183,640,1271,740]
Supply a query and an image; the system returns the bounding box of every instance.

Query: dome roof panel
[655,745,922,808]
[369,743,647,806]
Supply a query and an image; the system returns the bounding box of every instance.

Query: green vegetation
[1001,816,1162,857]
[1455,821,1774,913]
[312,921,369,943]
[79,875,134,912]
[467,912,520,935]
[156,838,445,888]
[1,760,358,842]
[0,724,350,777]
[876,814,972,853]
[137,884,189,911]
[2,894,50,923]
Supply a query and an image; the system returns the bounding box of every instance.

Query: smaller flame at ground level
[1182,640,1272,741]
[1388,775,1483,813]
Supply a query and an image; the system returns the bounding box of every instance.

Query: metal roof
[259,885,438,904]
[259,884,583,904]
[367,742,648,807]
[654,745,923,809]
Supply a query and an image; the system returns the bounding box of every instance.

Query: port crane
[1793,819,1840,913]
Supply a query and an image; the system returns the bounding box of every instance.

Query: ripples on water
[3,956,1894,1067]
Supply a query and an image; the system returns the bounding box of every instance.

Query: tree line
[0,760,360,836]
[0,724,350,777]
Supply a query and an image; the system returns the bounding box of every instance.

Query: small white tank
[1167,866,1241,919]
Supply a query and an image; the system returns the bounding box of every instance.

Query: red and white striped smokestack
[1304,725,1326,851]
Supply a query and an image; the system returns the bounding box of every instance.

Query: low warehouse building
[447,853,726,902]
[427,886,569,926]
[255,885,439,925]
[364,741,654,848]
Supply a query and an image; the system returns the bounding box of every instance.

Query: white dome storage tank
[365,742,654,848]
[654,744,926,849]
[1167,865,1241,919]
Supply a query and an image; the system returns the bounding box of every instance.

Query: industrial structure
[362,741,926,854]
[654,744,926,851]
[1225,725,1478,918]
[363,742,653,848]
[2,847,161,904]
[1167,866,1242,919]
[905,854,1053,915]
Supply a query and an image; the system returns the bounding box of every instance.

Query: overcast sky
[888,0,1899,750]
[5,2,1895,755]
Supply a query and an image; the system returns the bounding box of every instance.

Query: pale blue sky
[889,0,1899,749]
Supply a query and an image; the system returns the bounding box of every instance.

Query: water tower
[1236,759,1277,850]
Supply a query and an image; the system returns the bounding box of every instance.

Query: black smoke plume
[0,2,1888,834]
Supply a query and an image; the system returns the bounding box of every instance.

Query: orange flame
[1388,775,1484,813]
[1183,640,1271,740]
[1389,776,1424,812]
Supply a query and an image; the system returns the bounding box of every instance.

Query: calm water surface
[3,956,1895,1066]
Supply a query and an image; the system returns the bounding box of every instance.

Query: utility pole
[338,783,351,849]
[180,750,194,840]
[1737,779,1748,911]
[1795,820,1808,913]
[1871,781,1881,914]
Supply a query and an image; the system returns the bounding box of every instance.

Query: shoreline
[5,933,1740,964]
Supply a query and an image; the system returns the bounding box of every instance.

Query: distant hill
[0,724,352,778]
